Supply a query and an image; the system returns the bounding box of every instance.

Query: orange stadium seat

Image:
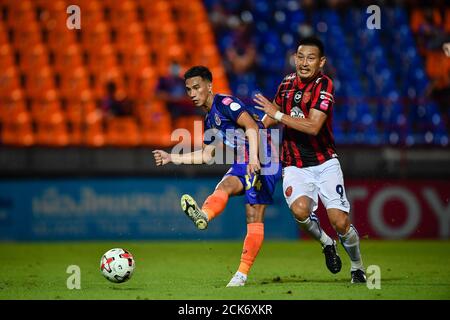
[31,90,69,146]
[1,112,34,146]
[18,43,49,73]
[35,120,69,147]
[52,43,84,74]
[0,88,34,146]
[65,89,98,126]
[78,0,104,28]
[0,89,26,123]
[0,66,20,97]
[109,0,138,29]
[92,67,124,100]
[174,115,204,148]
[5,0,35,29]
[105,117,141,147]
[128,66,157,102]
[113,22,145,53]
[0,22,8,45]
[140,113,173,147]
[0,44,15,72]
[121,44,151,77]
[59,66,90,100]
[45,20,77,52]
[25,66,55,100]
[11,21,42,52]
[80,22,111,52]
[84,122,106,147]
[86,44,117,76]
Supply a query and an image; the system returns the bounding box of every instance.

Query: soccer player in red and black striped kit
[254,37,366,283]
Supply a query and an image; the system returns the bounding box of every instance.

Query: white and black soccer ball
[100,248,135,283]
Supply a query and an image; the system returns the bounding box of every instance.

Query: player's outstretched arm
[254,93,327,136]
[152,144,216,166]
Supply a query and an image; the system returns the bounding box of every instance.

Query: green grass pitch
[1,240,449,300]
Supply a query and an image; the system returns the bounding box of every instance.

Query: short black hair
[298,37,325,57]
[184,65,213,82]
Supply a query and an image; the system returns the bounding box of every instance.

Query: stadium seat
[52,43,84,74]
[0,66,20,97]
[84,122,106,147]
[59,66,90,101]
[18,43,49,73]
[105,117,141,147]
[174,115,204,148]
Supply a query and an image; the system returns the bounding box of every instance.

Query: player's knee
[330,212,350,234]
[246,204,264,223]
[290,198,310,221]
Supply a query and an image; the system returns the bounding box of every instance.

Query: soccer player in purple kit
[153,66,281,287]
[254,37,366,283]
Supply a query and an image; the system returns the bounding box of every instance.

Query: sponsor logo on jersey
[290,106,305,118]
[294,91,302,103]
[230,102,241,111]
[320,99,329,111]
[222,97,233,105]
[302,91,311,103]
[214,113,221,126]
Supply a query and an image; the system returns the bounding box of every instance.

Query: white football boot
[226,271,247,287]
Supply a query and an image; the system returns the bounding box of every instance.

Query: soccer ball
[100,248,135,283]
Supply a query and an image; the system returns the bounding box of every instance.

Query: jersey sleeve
[311,77,335,115]
[216,95,246,123]
[274,82,284,107]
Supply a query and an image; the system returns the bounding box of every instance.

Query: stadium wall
[0,177,448,241]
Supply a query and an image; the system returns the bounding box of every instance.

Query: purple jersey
[203,94,281,204]
[203,94,267,164]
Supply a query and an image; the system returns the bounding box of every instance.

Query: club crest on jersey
[290,106,305,119]
[214,113,221,126]
[302,92,311,103]
[285,186,293,197]
[294,91,302,103]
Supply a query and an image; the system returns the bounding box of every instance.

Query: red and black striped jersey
[274,71,337,168]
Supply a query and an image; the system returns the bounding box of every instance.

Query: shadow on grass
[257,275,404,285]
[110,286,143,291]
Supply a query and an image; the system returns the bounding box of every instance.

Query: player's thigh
[318,159,351,213]
[216,175,244,196]
[245,203,266,223]
[282,166,318,214]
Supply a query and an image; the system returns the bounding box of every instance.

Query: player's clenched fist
[152,150,171,166]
